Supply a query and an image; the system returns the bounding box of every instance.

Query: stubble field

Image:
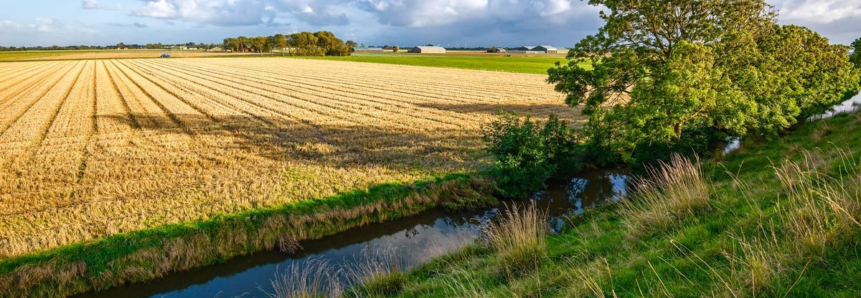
[0,58,580,258]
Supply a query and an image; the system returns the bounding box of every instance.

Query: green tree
[237,36,249,52]
[548,0,859,164]
[289,32,322,56]
[274,34,288,56]
[346,40,357,52]
[851,37,861,69]
[393,46,400,53]
[314,31,350,56]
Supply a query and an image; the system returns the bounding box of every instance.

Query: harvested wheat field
[0,58,580,258]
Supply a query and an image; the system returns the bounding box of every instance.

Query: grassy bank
[294,54,590,75]
[361,111,861,297]
[0,174,498,298]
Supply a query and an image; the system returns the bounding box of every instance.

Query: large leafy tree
[851,37,861,69]
[549,0,859,163]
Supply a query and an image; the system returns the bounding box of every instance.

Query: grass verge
[0,174,499,298]
[361,110,861,297]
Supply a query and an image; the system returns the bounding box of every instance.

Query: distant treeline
[223,31,353,56]
[0,42,219,51]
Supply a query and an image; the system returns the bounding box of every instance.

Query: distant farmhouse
[410,46,446,54]
[354,47,384,53]
[509,45,558,54]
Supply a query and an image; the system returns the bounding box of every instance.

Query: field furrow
[0,57,577,258]
[159,60,475,127]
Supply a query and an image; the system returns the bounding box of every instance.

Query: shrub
[482,113,582,198]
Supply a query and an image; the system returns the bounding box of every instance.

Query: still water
[74,169,631,298]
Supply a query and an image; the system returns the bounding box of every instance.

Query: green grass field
[359,110,861,297]
[296,53,590,75]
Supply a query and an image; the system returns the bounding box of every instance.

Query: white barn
[409,46,446,54]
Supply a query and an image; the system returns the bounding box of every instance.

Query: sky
[0,0,859,48]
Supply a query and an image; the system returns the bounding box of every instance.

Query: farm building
[410,46,446,54]
[509,45,558,54]
[533,45,558,54]
[354,47,384,53]
[509,46,543,54]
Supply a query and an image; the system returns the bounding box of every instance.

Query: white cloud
[772,0,861,23]
[0,20,23,30]
[130,0,349,27]
[31,18,68,33]
[82,0,121,10]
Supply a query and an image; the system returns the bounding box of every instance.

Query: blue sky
[1,0,860,47]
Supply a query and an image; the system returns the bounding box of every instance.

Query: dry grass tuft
[774,151,861,260]
[482,202,548,278]
[620,154,711,238]
[263,259,342,298]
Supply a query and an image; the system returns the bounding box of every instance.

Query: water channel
[75,169,632,298]
[75,92,861,298]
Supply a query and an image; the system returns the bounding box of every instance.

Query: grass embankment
[0,174,498,298]
[364,111,861,297]
[296,54,591,75]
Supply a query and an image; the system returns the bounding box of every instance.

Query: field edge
[0,172,498,298]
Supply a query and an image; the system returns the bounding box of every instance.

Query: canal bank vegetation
[0,174,499,298]
[360,109,861,297]
[337,0,861,296]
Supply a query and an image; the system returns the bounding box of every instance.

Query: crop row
[0,58,578,258]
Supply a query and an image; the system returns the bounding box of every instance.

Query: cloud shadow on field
[100,113,486,174]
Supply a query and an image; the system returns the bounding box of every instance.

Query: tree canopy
[548,0,860,164]
[222,31,350,56]
[851,37,861,69]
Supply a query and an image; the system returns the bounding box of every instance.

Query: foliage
[482,113,582,198]
[223,31,350,56]
[548,0,860,166]
[385,110,861,297]
[852,37,861,70]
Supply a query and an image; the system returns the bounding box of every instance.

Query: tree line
[222,31,353,56]
[0,42,220,51]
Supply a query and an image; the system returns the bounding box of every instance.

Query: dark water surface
[74,169,631,298]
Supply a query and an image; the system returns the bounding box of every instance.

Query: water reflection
[74,169,631,298]
[539,169,631,231]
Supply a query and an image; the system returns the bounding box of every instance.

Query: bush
[482,113,582,198]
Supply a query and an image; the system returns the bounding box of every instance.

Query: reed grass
[483,202,549,278]
[619,154,711,238]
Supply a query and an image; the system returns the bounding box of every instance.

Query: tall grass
[264,259,342,298]
[773,150,861,260]
[620,154,711,238]
[482,202,549,278]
